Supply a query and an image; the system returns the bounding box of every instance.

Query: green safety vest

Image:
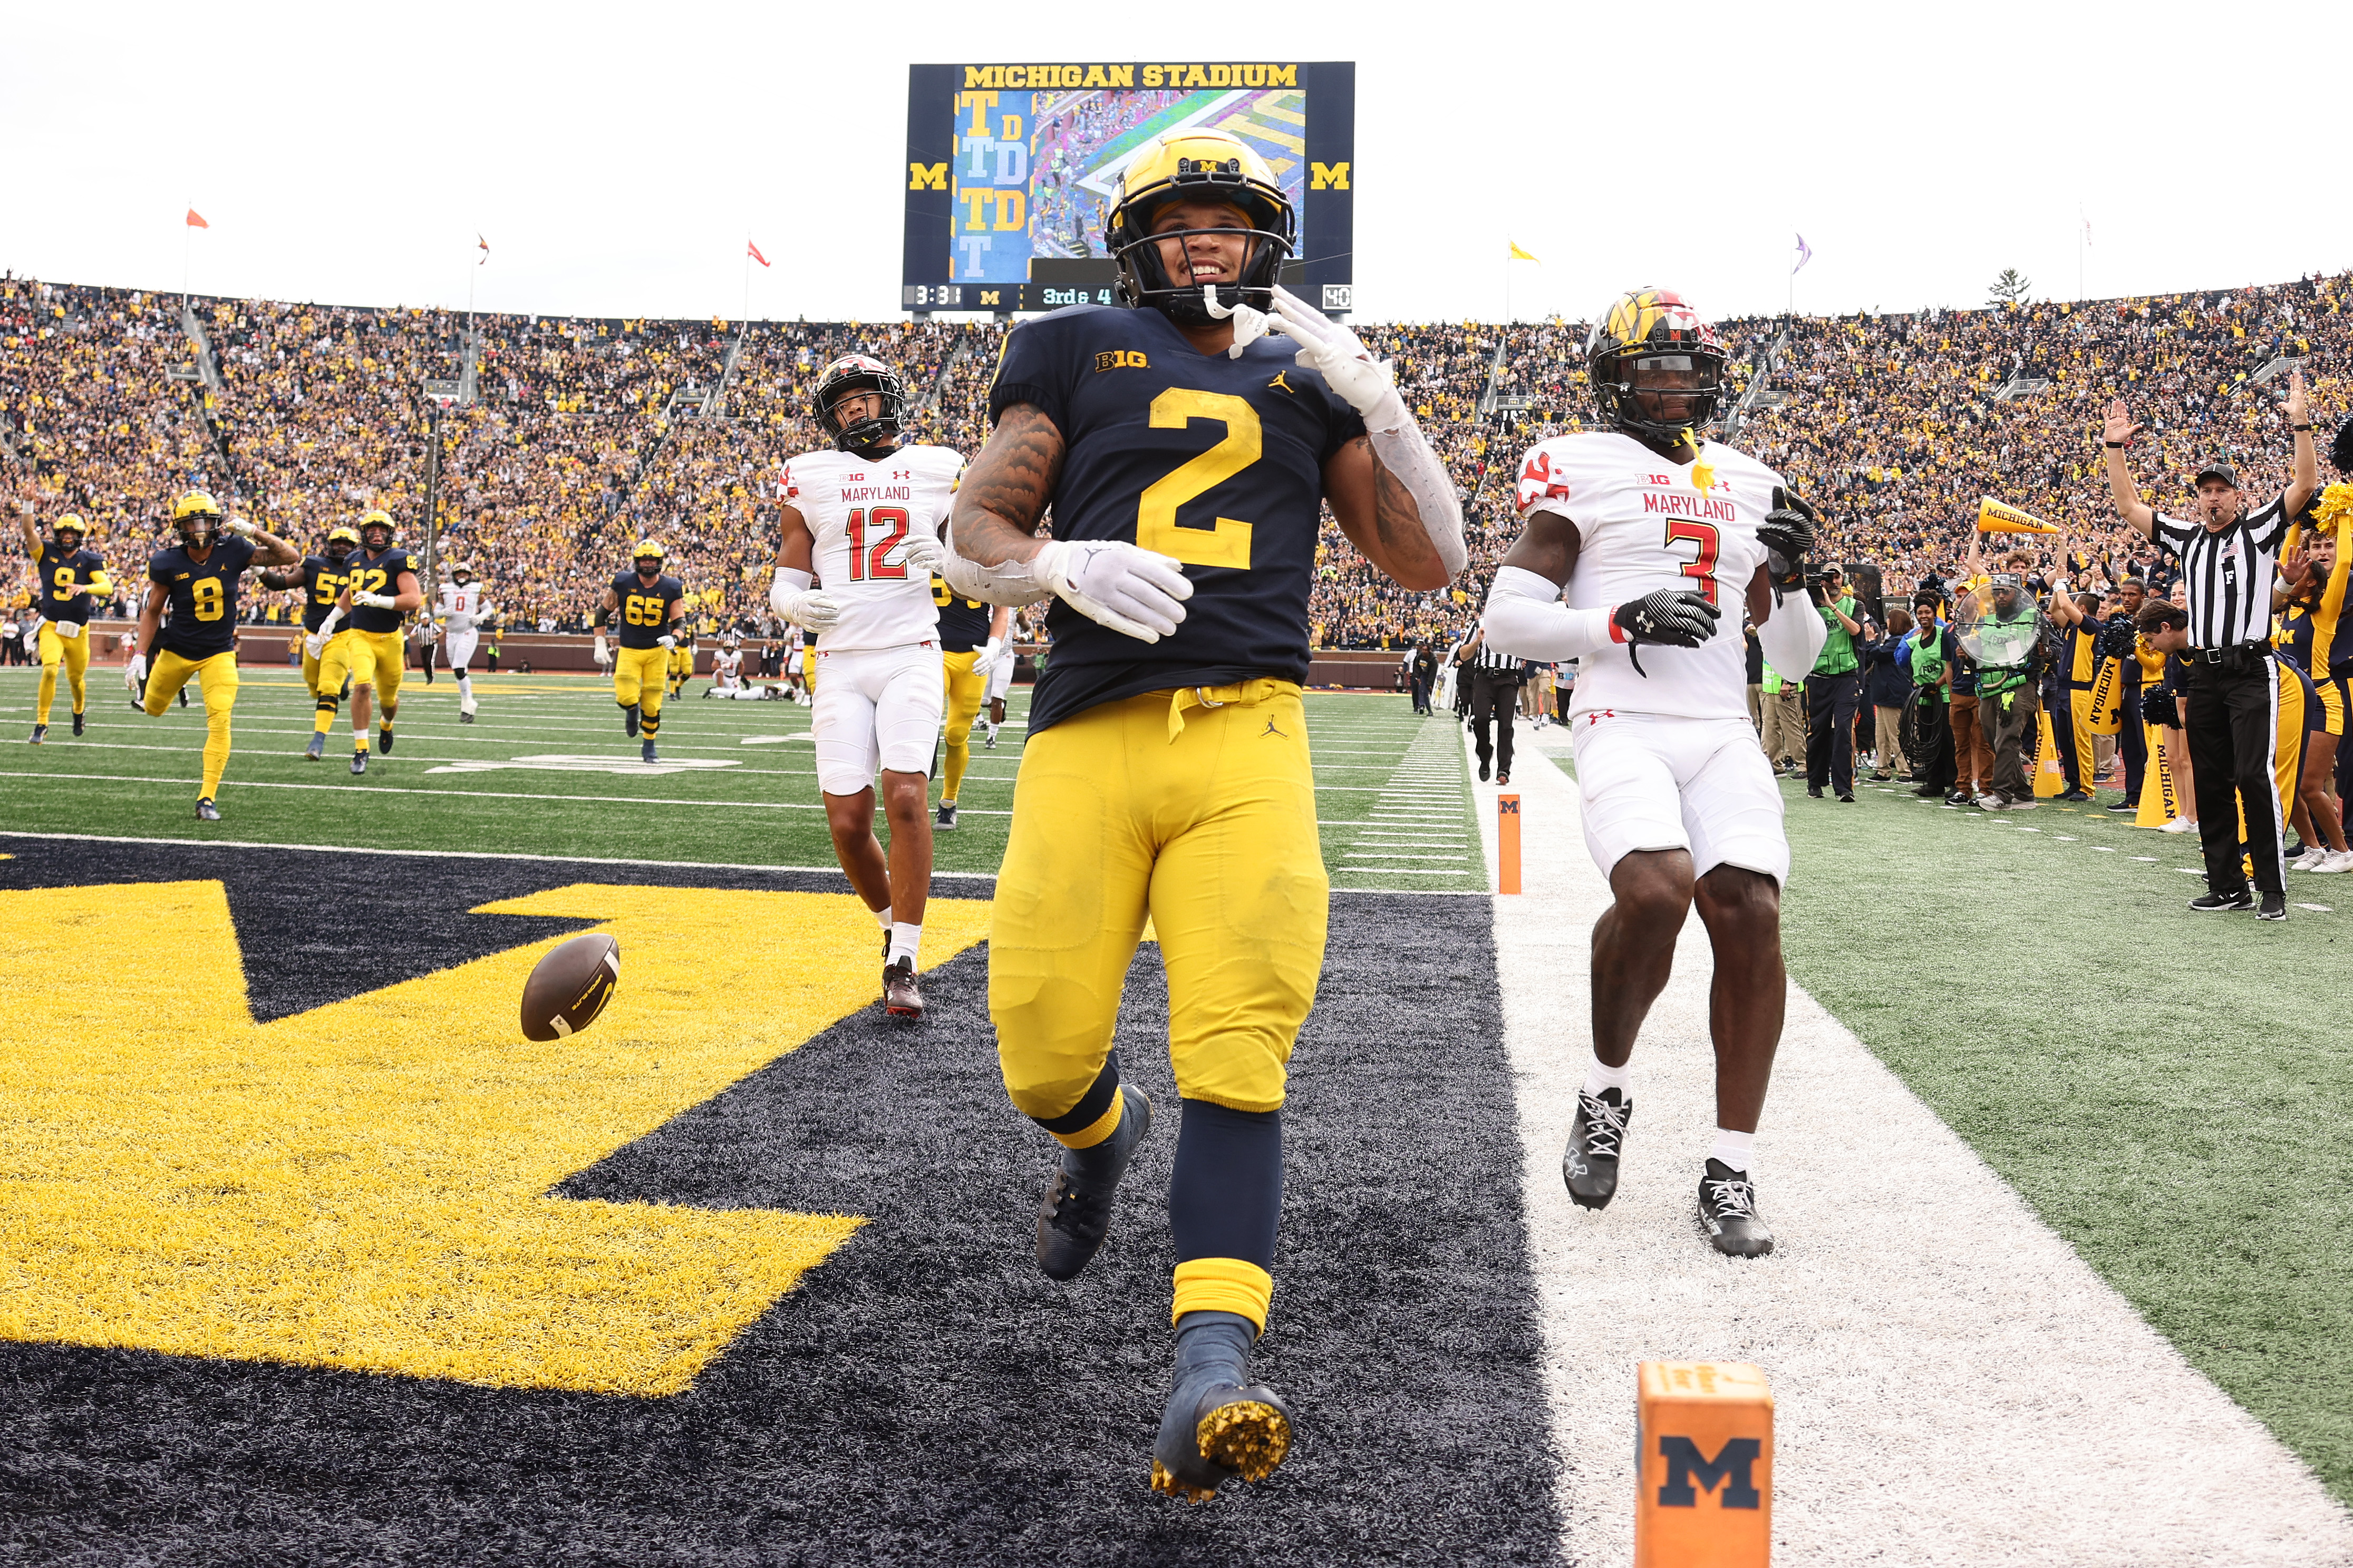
[1814,596,1860,675]
[1912,625,1944,687]
[1974,609,2038,697]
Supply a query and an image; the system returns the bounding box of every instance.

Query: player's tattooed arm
[1494,510,1582,589]
[1326,436,1451,591]
[949,403,1064,566]
[258,568,303,592]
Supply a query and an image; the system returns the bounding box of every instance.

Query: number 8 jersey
[781,444,962,652]
[1514,431,1783,722]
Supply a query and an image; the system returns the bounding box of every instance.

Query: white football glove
[971,636,1004,676]
[769,567,843,632]
[225,517,257,538]
[1200,286,1279,359]
[1267,286,1406,431]
[656,634,676,650]
[304,632,325,659]
[593,632,611,666]
[352,590,396,610]
[1039,539,1193,643]
[900,532,947,577]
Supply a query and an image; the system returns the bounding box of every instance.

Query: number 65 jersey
[781,444,962,652]
[1514,430,1783,722]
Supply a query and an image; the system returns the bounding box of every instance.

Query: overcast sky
[5,0,2346,326]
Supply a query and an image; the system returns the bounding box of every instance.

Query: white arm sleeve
[769,566,812,614]
[1479,566,1619,660]
[937,521,1052,608]
[1366,418,1469,578]
[1756,592,1829,679]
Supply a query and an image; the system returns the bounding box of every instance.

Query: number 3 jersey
[781,444,962,653]
[1514,430,1783,722]
[987,303,1367,734]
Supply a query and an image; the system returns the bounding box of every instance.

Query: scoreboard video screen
[901,62,1355,315]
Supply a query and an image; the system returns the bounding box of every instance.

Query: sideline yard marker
[1498,793,1521,893]
[1635,1360,1772,1566]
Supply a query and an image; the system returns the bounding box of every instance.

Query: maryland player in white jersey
[705,633,766,699]
[435,563,493,722]
[1481,287,1828,1259]
[769,353,961,1019]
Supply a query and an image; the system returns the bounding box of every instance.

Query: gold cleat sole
[1197,1399,1291,1485]
[1148,1459,1218,1504]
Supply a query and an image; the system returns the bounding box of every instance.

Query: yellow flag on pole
[1976,495,2062,534]
[1508,241,1538,261]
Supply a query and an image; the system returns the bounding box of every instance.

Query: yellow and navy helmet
[172,490,224,547]
[356,509,395,551]
[812,354,906,453]
[631,539,667,572]
[324,525,361,562]
[1106,128,1295,326]
[52,512,86,549]
[1584,287,1729,442]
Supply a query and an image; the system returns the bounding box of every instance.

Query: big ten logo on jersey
[1095,350,1149,372]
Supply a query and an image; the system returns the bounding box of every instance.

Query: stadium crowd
[5,267,2348,655]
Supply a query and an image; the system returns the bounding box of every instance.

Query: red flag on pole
[478,234,490,265]
[747,240,770,268]
[186,209,209,229]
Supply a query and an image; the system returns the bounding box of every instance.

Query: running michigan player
[938,128,1466,1501]
[259,523,357,755]
[138,491,299,819]
[312,509,422,773]
[16,506,111,743]
[933,574,1011,829]
[600,539,684,763]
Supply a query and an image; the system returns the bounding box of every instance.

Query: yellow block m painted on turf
[0,882,992,1396]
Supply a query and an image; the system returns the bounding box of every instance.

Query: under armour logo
[1262,718,1287,738]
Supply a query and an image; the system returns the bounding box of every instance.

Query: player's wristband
[2103,441,2126,449]
[2291,423,2313,432]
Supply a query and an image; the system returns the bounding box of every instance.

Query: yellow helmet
[356,509,395,550]
[631,539,667,569]
[1106,128,1295,325]
[53,513,87,546]
[325,525,361,561]
[172,490,224,546]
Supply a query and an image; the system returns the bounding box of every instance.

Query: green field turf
[1772,773,2352,1503]
[0,667,1483,893]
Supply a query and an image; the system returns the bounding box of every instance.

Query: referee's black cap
[2194,458,2240,488]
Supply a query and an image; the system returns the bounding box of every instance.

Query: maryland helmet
[356,509,395,551]
[631,539,667,571]
[172,490,224,547]
[1107,128,1295,326]
[449,561,475,585]
[811,354,906,453]
[324,525,361,562]
[52,513,87,548]
[1584,288,1730,443]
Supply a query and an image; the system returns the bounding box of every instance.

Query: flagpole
[183,200,191,304]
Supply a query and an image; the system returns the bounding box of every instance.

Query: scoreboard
[900,61,1355,315]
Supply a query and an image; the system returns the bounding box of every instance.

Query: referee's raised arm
[2102,398,2158,540]
[2281,367,2320,520]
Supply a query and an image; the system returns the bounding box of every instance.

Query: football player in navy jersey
[938,127,1467,1502]
[15,507,111,743]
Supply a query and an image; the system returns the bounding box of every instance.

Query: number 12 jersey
[781,444,962,652]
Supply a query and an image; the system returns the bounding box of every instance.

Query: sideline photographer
[1803,565,1865,801]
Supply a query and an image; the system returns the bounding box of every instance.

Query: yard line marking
[0,828,1004,878]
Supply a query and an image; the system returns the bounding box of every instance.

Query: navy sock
[1168,1098,1282,1271]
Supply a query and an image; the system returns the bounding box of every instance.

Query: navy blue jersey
[35,543,105,624]
[987,303,1367,733]
[933,576,993,653]
[341,547,417,634]
[148,536,257,660]
[298,554,352,633]
[612,571,684,649]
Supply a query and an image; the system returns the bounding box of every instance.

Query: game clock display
[901,61,1354,314]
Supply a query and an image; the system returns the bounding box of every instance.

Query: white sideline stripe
[1468,731,2353,1567]
[0,828,1002,878]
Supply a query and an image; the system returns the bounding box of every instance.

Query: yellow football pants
[143,648,239,800]
[614,646,669,734]
[991,683,1328,1123]
[940,649,987,804]
[314,630,404,734]
[35,624,91,724]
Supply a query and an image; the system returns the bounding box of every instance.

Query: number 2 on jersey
[1663,518,1720,605]
[845,508,909,581]
[1137,388,1257,570]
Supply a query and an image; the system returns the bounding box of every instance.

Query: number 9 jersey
[1514,430,1782,722]
[986,303,1366,733]
[781,444,962,652]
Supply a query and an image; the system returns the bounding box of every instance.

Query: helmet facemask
[813,357,907,455]
[1108,143,1295,327]
[1591,349,1728,444]
[325,528,360,564]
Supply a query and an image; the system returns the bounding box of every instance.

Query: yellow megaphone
[1977,496,2062,535]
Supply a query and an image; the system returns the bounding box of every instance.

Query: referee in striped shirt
[1457,629,1526,784]
[2103,369,2319,919]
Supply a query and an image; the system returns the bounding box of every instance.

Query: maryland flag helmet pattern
[1106,128,1296,326]
[1584,287,1730,442]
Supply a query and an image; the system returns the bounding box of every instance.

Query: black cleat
[1837,791,1856,803]
[28,724,46,745]
[936,802,958,830]
[2105,799,2136,813]
[195,797,220,822]
[984,726,998,749]
[883,956,924,1019]
[1036,1084,1153,1281]
[1477,759,1490,782]
[71,712,84,736]
[623,704,641,738]
[2257,891,2288,921]
[305,733,324,761]
[460,707,476,724]
[2054,788,2091,803]
[641,739,660,764]
[351,751,367,775]
[378,727,394,754]
[2188,889,2253,913]
[1563,1087,1634,1210]
[1697,1158,1773,1258]
[179,687,189,706]
[1150,1311,1293,1503]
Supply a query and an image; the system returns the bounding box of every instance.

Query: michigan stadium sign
[900,62,1356,315]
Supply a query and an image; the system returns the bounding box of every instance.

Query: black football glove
[1758,486,1819,594]
[1614,589,1721,677]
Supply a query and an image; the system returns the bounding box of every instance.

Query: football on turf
[520,933,622,1041]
